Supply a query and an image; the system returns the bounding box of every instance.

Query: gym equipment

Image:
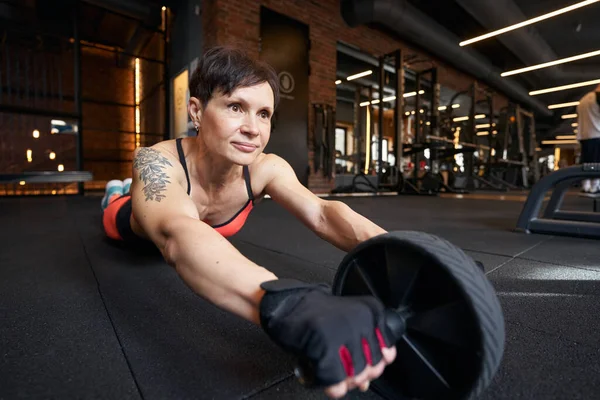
[297,231,505,400]
[331,172,381,194]
[481,104,538,191]
[420,171,444,192]
[401,138,456,195]
[517,164,600,239]
[333,231,504,399]
[442,83,499,192]
[313,104,336,179]
[0,171,93,196]
[399,66,448,196]
[332,49,405,194]
[0,171,93,184]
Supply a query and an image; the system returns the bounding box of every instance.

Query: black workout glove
[258,279,395,386]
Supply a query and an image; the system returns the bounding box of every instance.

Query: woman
[101,46,396,399]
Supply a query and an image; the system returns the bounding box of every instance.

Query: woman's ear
[188,97,202,132]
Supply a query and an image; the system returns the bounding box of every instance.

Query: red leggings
[102,194,136,241]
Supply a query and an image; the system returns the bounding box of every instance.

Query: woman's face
[191,82,274,165]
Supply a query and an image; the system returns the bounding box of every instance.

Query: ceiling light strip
[548,101,580,109]
[460,0,600,47]
[347,70,373,81]
[556,135,577,139]
[502,49,600,77]
[530,79,600,95]
[542,139,579,144]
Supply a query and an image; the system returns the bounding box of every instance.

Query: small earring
[195,125,199,132]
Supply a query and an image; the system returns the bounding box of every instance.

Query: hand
[258,279,397,398]
[324,345,396,399]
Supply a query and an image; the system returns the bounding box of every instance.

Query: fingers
[323,363,380,398]
[359,381,370,392]
[350,352,389,390]
[382,345,397,364]
[324,381,347,399]
[348,361,374,390]
[324,345,397,399]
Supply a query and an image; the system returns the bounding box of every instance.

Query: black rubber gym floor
[2,194,600,399]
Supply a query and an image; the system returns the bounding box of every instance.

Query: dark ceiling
[336,0,600,138]
[0,0,165,57]
[517,0,598,58]
[409,0,600,135]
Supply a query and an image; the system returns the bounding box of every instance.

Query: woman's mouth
[232,142,258,153]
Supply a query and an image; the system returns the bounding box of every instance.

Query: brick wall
[0,45,75,180]
[202,0,508,193]
[81,41,165,191]
[138,32,166,149]
[0,43,136,194]
[81,47,135,189]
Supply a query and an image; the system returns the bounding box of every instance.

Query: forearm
[315,200,387,252]
[163,218,277,325]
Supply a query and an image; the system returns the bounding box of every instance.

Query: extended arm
[263,155,386,252]
[162,217,277,325]
[131,146,276,325]
[313,200,386,252]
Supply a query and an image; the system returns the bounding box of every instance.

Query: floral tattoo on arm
[133,148,173,202]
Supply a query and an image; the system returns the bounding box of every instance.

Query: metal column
[530,115,540,182]
[353,86,361,175]
[74,0,84,195]
[516,105,528,188]
[429,67,440,174]
[163,7,170,141]
[430,68,439,138]
[393,49,404,173]
[368,85,374,174]
[414,73,422,182]
[465,82,477,188]
[487,93,494,173]
[377,55,385,183]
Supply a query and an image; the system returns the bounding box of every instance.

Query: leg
[102,195,132,241]
[591,179,600,194]
[582,179,592,193]
[102,195,146,244]
[580,139,592,192]
[123,178,132,195]
[101,180,124,210]
[591,138,600,193]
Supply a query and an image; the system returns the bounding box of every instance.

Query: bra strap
[243,166,254,201]
[176,138,191,195]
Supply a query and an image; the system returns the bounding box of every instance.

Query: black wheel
[421,172,443,192]
[332,231,505,400]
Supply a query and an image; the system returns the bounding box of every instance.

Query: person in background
[576,84,600,193]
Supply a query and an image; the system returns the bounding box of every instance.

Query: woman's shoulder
[252,152,287,167]
[132,139,188,187]
[132,138,185,164]
[249,153,284,177]
[247,153,291,194]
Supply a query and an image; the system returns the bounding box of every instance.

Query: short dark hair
[189,46,280,109]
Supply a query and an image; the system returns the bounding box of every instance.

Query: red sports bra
[176,138,254,237]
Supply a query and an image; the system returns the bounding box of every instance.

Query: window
[371,137,388,164]
[335,127,347,168]
[335,127,346,155]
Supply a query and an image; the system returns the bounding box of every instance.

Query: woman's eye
[230,104,240,112]
[260,111,269,119]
